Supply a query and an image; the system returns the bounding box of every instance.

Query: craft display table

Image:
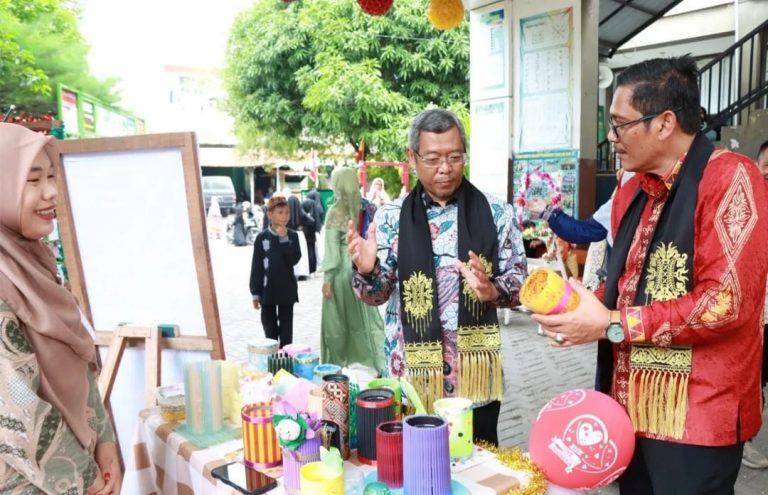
[124,407,531,494]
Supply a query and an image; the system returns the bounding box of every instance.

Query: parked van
[202,175,236,215]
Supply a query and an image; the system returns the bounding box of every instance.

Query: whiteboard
[63,148,206,334]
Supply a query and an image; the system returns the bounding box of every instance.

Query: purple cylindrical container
[403,415,451,494]
[282,436,321,495]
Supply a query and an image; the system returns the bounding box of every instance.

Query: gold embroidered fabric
[457,325,503,403]
[402,271,434,335]
[405,341,443,412]
[644,242,689,302]
[627,343,692,439]
[461,255,493,319]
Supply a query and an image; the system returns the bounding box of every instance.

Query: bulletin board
[56,132,225,462]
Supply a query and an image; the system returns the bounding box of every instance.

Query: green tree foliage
[0,0,117,115]
[225,0,469,161]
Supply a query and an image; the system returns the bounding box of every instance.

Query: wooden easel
[98,325,160,408]
[56,133,226,465]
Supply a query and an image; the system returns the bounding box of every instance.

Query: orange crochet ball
[520,268,580,315]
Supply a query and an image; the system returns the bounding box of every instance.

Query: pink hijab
[0,123,97,450]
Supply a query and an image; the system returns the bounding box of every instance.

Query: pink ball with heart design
[528,389,635,490]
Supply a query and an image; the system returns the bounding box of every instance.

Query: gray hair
[408,108,467,154]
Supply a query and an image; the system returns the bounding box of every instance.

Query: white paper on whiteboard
[62,148,206,335]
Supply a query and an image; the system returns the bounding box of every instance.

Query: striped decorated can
[241,403,282,469]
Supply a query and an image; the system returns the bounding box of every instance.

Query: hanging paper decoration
[357,0,394,16]
[427,0,465,31]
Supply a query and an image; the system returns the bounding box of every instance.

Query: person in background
[0,123,121,494]
[306,189,326,230]
[526,169,638,289]
[301,198,318,275]
[207,195,223,239]
[534,56,768,494]
[742,139,768,470]
[253,189,265,206]
[250,196,302,349]
[348,109,527,446]
[699,106,719,141]
[232,201,248,246]
[366,177,391,207]
[521,220,547,259]
[320,167,385,372]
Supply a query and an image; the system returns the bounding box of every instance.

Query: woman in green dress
[320,168,385,372]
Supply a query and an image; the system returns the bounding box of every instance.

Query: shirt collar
[639,154,685,199]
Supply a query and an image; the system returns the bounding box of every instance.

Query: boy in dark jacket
[249,196,302,348]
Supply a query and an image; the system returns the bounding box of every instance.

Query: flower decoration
[514,171,562,229]
[357,0,394,16]
[272,401,321,451]
[476,442,548,495]
[427,0,465,31]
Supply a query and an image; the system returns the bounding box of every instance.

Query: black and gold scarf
[599,133,714,439]
[398,180,503,411]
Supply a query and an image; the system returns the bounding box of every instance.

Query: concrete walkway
[209,238,768,494]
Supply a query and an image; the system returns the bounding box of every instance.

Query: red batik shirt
[609,149,768,445]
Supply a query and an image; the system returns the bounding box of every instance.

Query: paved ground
[209,237,768,494]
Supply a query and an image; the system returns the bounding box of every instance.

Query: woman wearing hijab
[0,123,121,493]
[366,177,391,207]
[320,168,385,371]
[284,190,311,279]
[305,189,326,229]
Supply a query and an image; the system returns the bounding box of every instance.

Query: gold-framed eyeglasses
[609,107,682,137]
[413,150,466,168]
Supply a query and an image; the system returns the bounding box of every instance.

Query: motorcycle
[226,207,262,246]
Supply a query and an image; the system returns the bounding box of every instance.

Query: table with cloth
[124,407,534,494]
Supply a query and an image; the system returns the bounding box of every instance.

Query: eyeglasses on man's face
[413,150,466,168]
[609,107,682,137]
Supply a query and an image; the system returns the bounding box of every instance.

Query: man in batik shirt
[347,108,527,446]
[534,56,768,494]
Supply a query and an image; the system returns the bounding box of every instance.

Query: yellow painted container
[299,462,344,495]
[241,403,282,468]
[520,267,580,315]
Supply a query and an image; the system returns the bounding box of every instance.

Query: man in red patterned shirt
[534,56,768,494]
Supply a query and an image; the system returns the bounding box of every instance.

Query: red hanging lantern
[357,0,394,16]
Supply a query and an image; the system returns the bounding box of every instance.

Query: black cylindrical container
[319,419,341,451]
[267,352,293,375]
[356,388,395,465]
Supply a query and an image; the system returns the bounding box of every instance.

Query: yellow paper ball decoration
[427,0,465,31]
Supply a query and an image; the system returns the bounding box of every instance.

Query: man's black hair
[616,55,701,134]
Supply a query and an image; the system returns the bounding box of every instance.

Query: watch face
[607,323,624,343]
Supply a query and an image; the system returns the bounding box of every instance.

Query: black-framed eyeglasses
[413,150,466,168]
[609,107,682,137]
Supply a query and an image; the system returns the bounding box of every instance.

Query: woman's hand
[92,441,122,495]
[322,283,333,300]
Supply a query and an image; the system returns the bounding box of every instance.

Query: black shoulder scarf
[597,133,714,439]
[398,180,503,410]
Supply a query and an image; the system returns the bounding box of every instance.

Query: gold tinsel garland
[477,442,549,495]
[427,0,465,31]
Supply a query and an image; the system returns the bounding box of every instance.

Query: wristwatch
[605,310,625,343]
